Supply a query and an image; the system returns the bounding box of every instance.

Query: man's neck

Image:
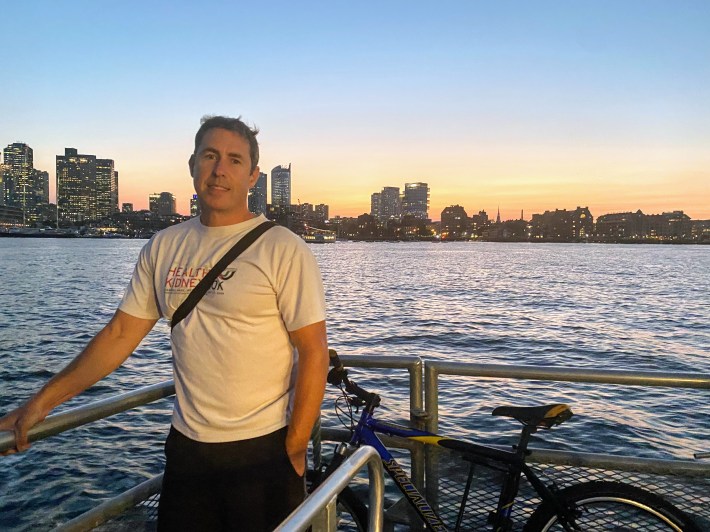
[199,210,257,227]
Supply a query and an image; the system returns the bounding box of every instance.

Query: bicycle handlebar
[327,349,380,407]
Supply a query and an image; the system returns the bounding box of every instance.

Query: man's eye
[202,153,216,160]
[231,158,241,165]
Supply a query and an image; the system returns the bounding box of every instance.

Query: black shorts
[157,425,305,532]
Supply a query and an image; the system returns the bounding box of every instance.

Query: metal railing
[56,475,164,532]
[2,357,708,530]
[0,381,175,452]
[275,445,385,532]
[424,362,710,434]
[422,361,710,529]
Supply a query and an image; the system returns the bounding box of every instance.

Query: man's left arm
[286,320,329,476]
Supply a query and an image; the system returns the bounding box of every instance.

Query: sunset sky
[1,1,708,220]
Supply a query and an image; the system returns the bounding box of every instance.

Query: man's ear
[188,154,195,177]
[249,166,260,187]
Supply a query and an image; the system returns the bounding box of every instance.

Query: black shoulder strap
[170,220,276,331]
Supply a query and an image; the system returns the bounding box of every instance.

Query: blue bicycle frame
[341,399,565,532]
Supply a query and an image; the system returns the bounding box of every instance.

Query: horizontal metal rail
[526,448,708,477]
[0,381,175,453]
[56,474,164,532]
[424,362,710,434]
[275,445,385,532]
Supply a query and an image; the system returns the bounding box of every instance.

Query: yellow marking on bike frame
[408,436,446,445]
[545,404,570,417]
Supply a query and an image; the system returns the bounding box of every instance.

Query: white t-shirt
[119,214,326,442]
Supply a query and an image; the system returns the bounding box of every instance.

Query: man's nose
[213,157,227,176]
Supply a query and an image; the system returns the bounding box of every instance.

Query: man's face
[189,127,259,224]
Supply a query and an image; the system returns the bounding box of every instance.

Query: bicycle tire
[335,486,369,532]
[524,480,701,532]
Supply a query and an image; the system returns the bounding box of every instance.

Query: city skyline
[2,138,708,223]
[1,2,708,220]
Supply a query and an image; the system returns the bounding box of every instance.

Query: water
[0,239,708,530]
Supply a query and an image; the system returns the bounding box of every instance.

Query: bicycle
[308,350,701,531]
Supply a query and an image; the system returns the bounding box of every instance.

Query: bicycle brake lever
[348,396,365,408]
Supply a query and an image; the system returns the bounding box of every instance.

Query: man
[0,115,330,531]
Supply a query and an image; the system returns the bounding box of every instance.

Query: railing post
[424,362,440,434]
[424,362,441,515]
[408,358,425,495]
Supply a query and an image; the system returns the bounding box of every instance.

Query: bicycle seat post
[514,424,536,458]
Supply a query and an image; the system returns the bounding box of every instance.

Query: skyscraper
[3,142,38,214]
[379,186,401,221]
[95,159,118,218]
[271,164,291,207]
[248,171,267,214]
[56,148,97,222]
[34,170,49,205]
[402,182,429,221]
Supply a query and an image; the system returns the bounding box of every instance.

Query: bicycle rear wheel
[524,481,700,531]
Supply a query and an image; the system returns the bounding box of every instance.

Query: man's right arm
[0,309,158,455]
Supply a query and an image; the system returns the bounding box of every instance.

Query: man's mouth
[209,184,229,191]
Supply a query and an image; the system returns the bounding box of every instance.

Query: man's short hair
[194,115,260,173]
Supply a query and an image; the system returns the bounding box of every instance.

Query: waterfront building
[149,192,177,217]
[691,219,710,243]
[3,143,49,223]
[594,210,692,242]
[440,205,469,240]
[34,170,49,206]
[530,206,593,241]
[95,159,118,218]
[36,202,56,224]
[595,211,644,240]
[56,148,98,223]
[190,194,200,217]
[3,143,33,209]
[248,171,267,215]
[470,210,489,235]
[315,204,329,222]
[296,203,315,229]
[647,211,692,240]
[356,213,378,239]
[378,186,401,221]
[271,164,291,207]
[0,204,23,226]
[402,182,430,221]
[486,219,529,241]
[370,193,381,219]
[0,163,9,206]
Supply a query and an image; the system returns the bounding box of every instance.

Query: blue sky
[2,1,709,218]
